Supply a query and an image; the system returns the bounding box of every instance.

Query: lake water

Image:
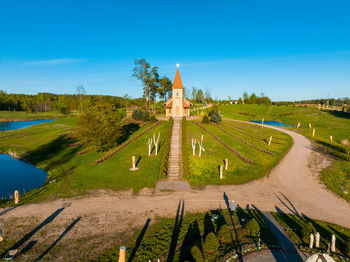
[250,120,294,127]
[0,119,54,131]
[0,119,52,199]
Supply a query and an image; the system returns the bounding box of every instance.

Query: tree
[203,233,220,254]
[196,89,204,103]
[245,218,260,237]
[191,87,197,102]
[77,101,123,151]
[250,93,257,104]
[132,58,151,111]
[301,222,316,241]
[243,91,250,104]
[76,85,87,113]
[205,88,212,102]
[238,97,243,104]
[148,66,160,112]
[159,76,172,101]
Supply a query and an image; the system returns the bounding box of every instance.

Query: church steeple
[172,68,183,89]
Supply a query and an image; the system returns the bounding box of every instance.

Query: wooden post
[297,122,300,128]
[118,246,126,262]
[148,138,152,156]
[129,156,138,171]
[192,138,196,156]
[330,136,333,145]
[315,232,320,248]
[14,190,19,205]
[309,123,312,129]
[268,136,272,146]
[220,165,223,179]
[331,235,336,252]
[312,128,315,137]
[225,158,228,170]
[261,118,264,128]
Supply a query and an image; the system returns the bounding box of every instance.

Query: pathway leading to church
[168,117,182,180]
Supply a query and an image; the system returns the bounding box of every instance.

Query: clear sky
[0,0,349,101]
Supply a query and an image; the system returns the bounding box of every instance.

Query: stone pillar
[268,136,272,146]
[330,136,333,145]
[309,233,314,249]
[129,156,138,171]
[225,158,228,170]
[14,190,19,205]
[118,246,126,262]
[331,234,336,252]
[312,129,316,137]
[220,165,223,179]
[315,232,320,248]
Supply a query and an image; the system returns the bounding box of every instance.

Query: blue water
[0,154,48,199]
[250,120,294,127]
[0,119,52,199]
[0,119,54,131]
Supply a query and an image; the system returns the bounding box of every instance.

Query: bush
[245,218,260,237]
[345,238,350,256]
[149,115,157,123]
[143,111,150,121]
[202,115,210,124]
[191,245,204,262]
[203,232,220,254]
[301,222,316,241]
[132,110,151,121]
[209,110,221,123]
[218,225,232,243]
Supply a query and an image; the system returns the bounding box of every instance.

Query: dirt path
[1,124,349,261]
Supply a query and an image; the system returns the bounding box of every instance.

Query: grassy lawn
[0,111,59,121]
[185,121,292,186]
[273,212,350,258]
[0,118,169,205]
[96,208,278,262]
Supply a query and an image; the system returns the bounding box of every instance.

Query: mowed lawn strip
[0,118,168,204]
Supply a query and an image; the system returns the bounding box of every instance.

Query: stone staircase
[168,117,182,181]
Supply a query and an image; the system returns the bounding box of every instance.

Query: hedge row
[182,117,190,179]
[158,117,173,179]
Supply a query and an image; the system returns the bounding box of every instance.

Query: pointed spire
[172,67,183,89]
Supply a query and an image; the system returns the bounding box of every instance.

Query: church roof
[172,68,183,89]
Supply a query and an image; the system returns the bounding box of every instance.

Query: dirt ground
[1,125,349,261]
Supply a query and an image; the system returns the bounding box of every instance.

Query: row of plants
[95,208,278,262]
[158,117,173,179]
[132,110,157,122]
[182,117,190,179]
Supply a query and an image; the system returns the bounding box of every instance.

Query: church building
[164,67,192,117]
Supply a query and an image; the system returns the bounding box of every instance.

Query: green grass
[220,104,350,201]
[0,118,169,205]
[0,110,59,121]
[273,212,350,257]
[96,208,278,262]
[185,121,292,186]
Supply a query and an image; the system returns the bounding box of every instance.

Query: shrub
[182,117,190,179]
[301,222,316,241]
[202,115,210,124]
[149,115,157,123]
[143,111,150,121]
[209,110,221,123]
[245,218,260,237]
[132,110,143,121]
[158,117,173,179]
[218,225,232,243]
[345,238,350,256]
[191,245,204,262]
[203,232,220,254]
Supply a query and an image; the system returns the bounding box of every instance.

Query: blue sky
[0,0,349,101]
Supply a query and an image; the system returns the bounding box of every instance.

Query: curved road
[1,124,349,260]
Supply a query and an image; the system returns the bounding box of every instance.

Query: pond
[0,119,54,131]
[0,119,52,200]
[250,120,294,127]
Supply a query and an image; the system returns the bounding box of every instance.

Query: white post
[318,104,321,110]
[312,128,315,137]
[220,165,223,179]
[268,136,272,146]
[118,246,126,262]
[330,136,333,145]
[309,123,312,129]
[192,138,196,156]
[153,133,160,156]
[315,232,320,248]
[14,190,19,205]
[297,122,300,128]
[225,158,228,170]
[309,233,314,249]
[261,118,264,128]
[198,135,205,157]
[331,234,336,252]
[129,156,138,171]
[148,138,152,156]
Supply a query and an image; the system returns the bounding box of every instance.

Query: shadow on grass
[327,110,350,120]
[128,218,151,262]
[117,123,140,145]
[33,217,81,261]
[167,199,184,262]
